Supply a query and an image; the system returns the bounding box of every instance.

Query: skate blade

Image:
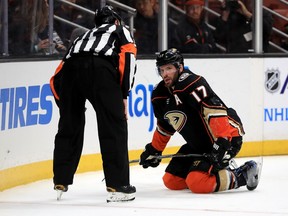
[56,190,63,201]
[106,192,135,203]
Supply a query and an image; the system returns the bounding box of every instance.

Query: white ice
[0,156,287,216]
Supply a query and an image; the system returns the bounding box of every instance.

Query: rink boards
[0,56,288,190]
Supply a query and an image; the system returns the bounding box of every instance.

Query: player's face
[159,64,179,87]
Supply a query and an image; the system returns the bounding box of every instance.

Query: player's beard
[164,77,173,87]
[164,71,179,88]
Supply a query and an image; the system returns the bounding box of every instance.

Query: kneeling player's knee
[162,172,187,190]
[185,171,216,193]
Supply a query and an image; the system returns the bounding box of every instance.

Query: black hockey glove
[229,136,243,158]
[206,137,231,172]
[219,136,243,168]
[139,143,162,169]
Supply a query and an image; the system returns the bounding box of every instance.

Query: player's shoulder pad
[178,72,190,82]
[152,81,169,99]
[152,80,163,90]
[174,70,201,91]
[176,70,197,85]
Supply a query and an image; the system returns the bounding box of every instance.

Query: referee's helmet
[94,5,122,27]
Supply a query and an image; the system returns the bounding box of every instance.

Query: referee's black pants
[53,55,130,188]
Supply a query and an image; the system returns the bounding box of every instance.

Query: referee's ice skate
[54,185,68,201]
[106,185,136,202]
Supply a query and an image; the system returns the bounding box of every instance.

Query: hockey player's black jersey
[151,69,244,153]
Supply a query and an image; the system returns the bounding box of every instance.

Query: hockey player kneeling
[139,48,260,193]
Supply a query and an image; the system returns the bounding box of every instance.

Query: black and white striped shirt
[64,23,137,97]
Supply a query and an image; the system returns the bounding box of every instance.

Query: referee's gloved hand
[139,143,162,169]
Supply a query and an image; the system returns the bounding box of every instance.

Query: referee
[50,5,137,202]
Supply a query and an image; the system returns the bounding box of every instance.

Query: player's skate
[244,160,259,190]
[54,184,68,201]
[106,185,136,202]
[232,160,259,191]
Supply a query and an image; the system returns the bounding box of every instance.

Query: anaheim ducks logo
[164,111,187,132]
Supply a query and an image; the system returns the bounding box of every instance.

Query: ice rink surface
[0,155,287,216]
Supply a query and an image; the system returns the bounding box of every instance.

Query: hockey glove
[229,136,243,158]
[139,143,162,169]
[218,136,243,168]
[206,137,231,172]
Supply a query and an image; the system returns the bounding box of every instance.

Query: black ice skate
[106,185,136,202]
[244,160,260,190]
[54,184,68,201]
[232,160,259,191]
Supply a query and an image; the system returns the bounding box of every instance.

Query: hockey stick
[103,154,238,182]
[130,153,239,169]
[102,153,205,182]
[129,153,205,164]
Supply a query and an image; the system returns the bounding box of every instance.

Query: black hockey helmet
[156,48,184,69]
[94,5,122,27]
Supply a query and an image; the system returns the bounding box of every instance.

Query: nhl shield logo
[265,68,280,93]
